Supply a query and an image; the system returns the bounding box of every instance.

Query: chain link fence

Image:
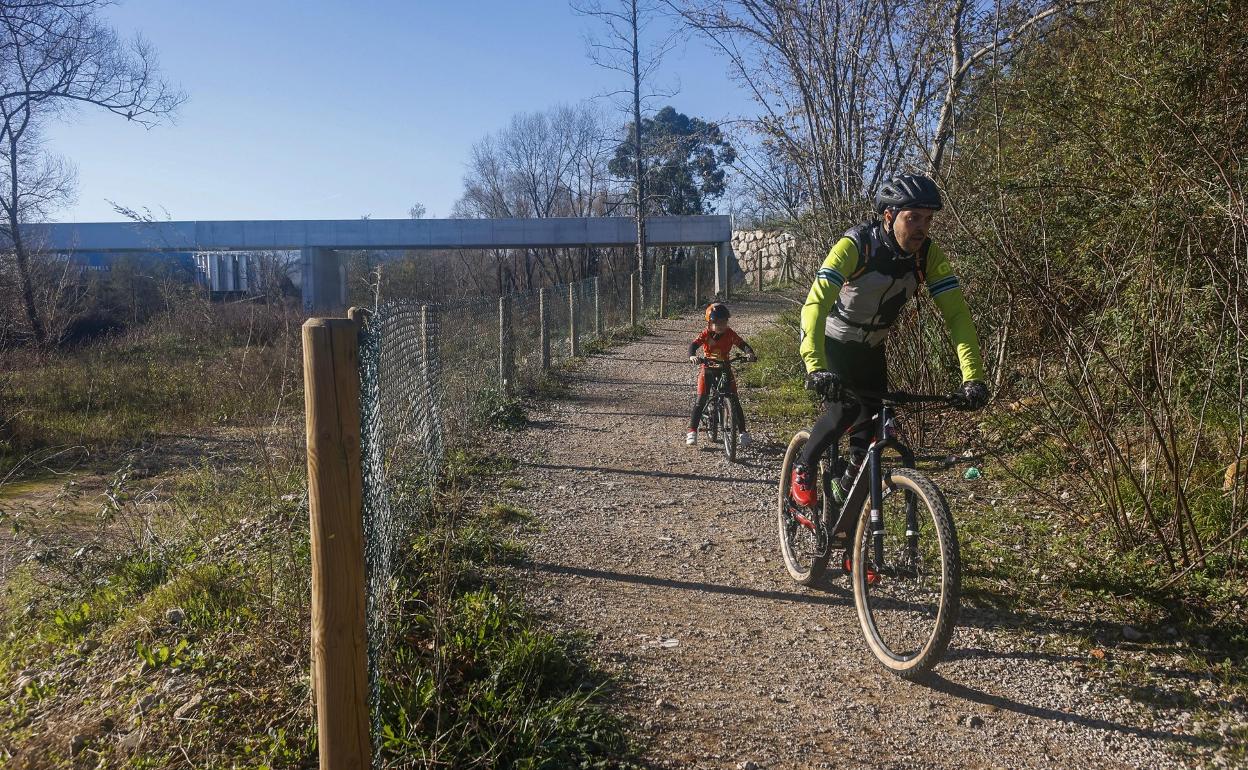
[353,261,712,757]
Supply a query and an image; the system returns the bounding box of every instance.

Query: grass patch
[737,307,818,435]
[374,448,639,768]
[0,438,636,767]
[486,500,532,524]
[0,301,302,478]
[474,386,529,430]
[952,478,1248,757]
[0,303,302,476]
[0,433,316,767]
[582,323,649,357]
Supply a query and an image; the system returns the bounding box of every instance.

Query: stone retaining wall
[731,228,801,286]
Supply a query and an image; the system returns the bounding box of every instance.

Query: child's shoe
[685,430,697,446]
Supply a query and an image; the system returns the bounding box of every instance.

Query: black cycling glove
[958,380,990,411]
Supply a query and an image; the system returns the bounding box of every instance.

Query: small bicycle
[694,354,750,462]
[778,385,964,678]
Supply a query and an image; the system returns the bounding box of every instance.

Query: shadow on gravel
[601,356,691,365]
[922,673,1217,748]
[943,646,1086,665]
[550,410,691,419]
[564,375,689,389]
[530,562,853,604]
[522,461,772,486]
[956,603,1143,647]
[731,447,786,463]
[524,419,612,434]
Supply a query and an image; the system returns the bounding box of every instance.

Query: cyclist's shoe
[738,431,752,448]
[685,430,697,446]
[789,463,817,508]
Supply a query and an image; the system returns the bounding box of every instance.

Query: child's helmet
[705,302,730,323]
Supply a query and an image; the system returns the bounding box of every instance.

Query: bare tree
[665,0,929,251]
[666,0,1092,254]
[453,103,613,291]
[926,0,1099,175]
[572,0,677,299]
[0,0,184,346]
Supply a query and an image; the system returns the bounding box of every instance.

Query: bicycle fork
[868,443,886,567]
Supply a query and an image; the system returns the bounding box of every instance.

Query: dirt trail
[496,295,1213,769]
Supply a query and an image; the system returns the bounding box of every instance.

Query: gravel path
[496,295,1226,769]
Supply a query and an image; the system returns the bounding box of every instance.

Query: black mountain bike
[694,355,749,462]
[777,386,964,678]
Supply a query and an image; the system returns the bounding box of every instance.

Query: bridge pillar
[714,240,742,300]
[302,247,347,314]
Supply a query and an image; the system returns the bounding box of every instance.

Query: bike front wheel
[720,394,737,461]
[777,431,828,584]
[851,466,960,678]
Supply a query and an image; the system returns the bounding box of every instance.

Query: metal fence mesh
[354,263,712,758]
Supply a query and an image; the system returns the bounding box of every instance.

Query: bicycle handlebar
[694,354,751,366]
[832,384,964,408]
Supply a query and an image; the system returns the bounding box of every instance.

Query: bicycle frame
[826,403,917,564]
[696,357,744,432]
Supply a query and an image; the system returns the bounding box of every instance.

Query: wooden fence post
[303,316,371,770]
[499,296,514,395]
[539,287,550,371]
[593,276,602,336]
[629,271,638,328]
[659,264,668,318]
[569,283,579,357]
[694,252,701,310]
[757,252,764,291]
[420,304,436,393]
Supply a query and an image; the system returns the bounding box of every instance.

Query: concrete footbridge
[26,215,736,312]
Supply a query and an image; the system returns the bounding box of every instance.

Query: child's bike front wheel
[720,393,737,461]
[850,466,960,678]
[707,394,720,443]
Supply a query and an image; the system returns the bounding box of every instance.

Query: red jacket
[690,327,747,361]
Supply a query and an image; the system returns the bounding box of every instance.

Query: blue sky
[44,0,757,223]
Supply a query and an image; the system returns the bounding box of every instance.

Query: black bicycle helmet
[705,302,730,322]
[874,174,943,214]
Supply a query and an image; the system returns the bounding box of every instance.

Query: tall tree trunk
[8,135,44,346]
[631,0,647,307]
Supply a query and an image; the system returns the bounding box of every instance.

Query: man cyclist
[789,174,990,508]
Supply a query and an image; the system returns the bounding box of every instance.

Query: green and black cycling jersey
[798,221,986,383]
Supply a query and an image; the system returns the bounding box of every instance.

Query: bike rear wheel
[707,394,720,443]
[777,431,828,584]
[851,466,960,678]
[720,394,737,461]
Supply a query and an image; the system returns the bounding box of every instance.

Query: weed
[486,501,532,524]
[474,386,528,430]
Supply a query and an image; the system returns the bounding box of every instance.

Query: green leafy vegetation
[736,307,815,434]
[373,453,636,767]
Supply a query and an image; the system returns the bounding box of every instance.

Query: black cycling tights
[798,339,887,469]
[689,367,747,432]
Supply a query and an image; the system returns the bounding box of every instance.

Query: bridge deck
[26,215,732,253]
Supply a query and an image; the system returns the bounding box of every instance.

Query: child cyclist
[687,302,757,446]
